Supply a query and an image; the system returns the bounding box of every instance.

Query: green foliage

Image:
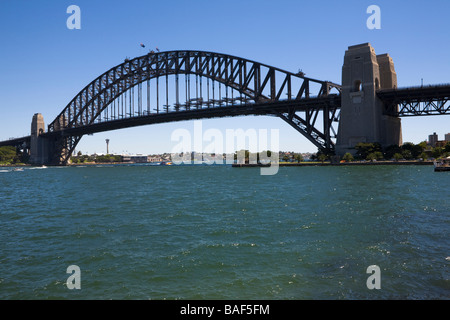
[384,144,402,160]
[445,142,450,153]
[401,142,424,158]
[418,141,428,149]
[352,141,442,161]
[293,153,303,163]
[432,147,444,159]
[342,152,354,162]
[402,149,413,160]
[313,148,333,163]
[0,146,20,164]
[95,154,121,163]
[0,146,16,161]
[70,154,93,163]
[355,142,382,160]
[366,151,383,161]
[419,152,428,161]
[318,153,327,163]
[393,153,403,161]
[71,153,123,164]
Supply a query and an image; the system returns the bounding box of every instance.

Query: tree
[445,142,450,153]
[0,146,18,163]
[355,142,382,160]
[318,154,327,163]
[419,152,428,161]
[418,141,428,149]
[374,151,384,160]
[393,153,403,161]
[365,151,383,161]
[234,150,250,163]
[342,152,354,162]
[402,142,423,159]
[366,153,376,161]
[432,147,444,159]
[293,153,303,163]
[366,152,383,161]
[384,144,402,160]
[402,149,413,160]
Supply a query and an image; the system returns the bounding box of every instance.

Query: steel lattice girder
[377,84,450,116]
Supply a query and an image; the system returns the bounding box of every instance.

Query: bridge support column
[30,113,50,165]
[336,43,402,156]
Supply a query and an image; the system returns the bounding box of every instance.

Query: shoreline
[232,160,435,167]
[0,160,436,167]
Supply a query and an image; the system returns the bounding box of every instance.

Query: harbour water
[0,164,448,299]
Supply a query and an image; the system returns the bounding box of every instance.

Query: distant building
[428,132,438,147]
[147,156,162,162]
[445,133,450,142]
[121,155,148,163]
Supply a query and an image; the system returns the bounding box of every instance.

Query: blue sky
[0,0,448,154]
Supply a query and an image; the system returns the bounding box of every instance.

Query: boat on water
[13,168,24,172]
[434,156,450,172]
[160,161,173,166]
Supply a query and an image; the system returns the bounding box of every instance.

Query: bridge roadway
[1,83,449,150]
[42,95,341,138]
[377,83,450,116]
[0,136,31,148]
[0,94,340,148]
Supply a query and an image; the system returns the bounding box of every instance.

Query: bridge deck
[0,136,30,148]
[377,84,450,116]
[43,96,341,138]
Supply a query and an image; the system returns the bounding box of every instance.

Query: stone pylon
[30,113,49,164]
[336,43,402,155]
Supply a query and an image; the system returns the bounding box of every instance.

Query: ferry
[434,156,450,172]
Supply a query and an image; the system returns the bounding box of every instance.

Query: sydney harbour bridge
[0,43,449,165]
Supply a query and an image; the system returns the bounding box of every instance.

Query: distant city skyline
[0,1,449,155]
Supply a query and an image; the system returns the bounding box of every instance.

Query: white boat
[434,156,450,172]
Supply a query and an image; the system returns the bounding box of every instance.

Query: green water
[0,164,448,299]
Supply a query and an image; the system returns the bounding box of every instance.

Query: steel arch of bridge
[46,50,341,165]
